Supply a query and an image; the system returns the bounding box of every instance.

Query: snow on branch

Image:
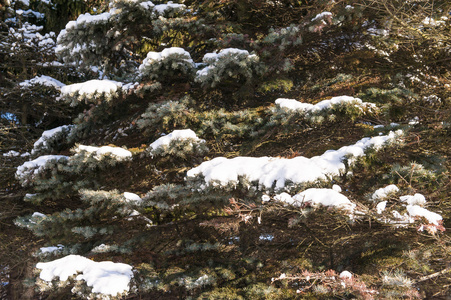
[148,129,208,158]
[36,255,133,297]
[59,79,136,106]
[187,131,403,190]
[195,48,263,88]
[139,47,194,80]
[275,96,376,114]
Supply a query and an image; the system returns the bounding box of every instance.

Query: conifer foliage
[1,0,451,299]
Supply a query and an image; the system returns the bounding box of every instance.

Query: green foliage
[358,87,417,119]
[195,49,265,89]
[257,78,294,94]
[3,0,451,299]
[148,137,208,161]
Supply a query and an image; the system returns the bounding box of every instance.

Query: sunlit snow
[187,131,402,189]
[36,255,133,296]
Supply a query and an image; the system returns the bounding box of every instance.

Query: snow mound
[275,96,376,113]
[75,145,132,161]
[32,125,73,155]
[202,48,253,63]
[149,129,202,151]
[371,184,399,201]
[400,193,426,206]
[273,188,355,213]
[187,131,402,189]
[64,12,111,31]
[16,155,69,180]
[19,75,65,90]
[60,79,124,99]
[154,1,186,15]
[123,192,142,203]
[406,205,442,226]
[36,255,133,296]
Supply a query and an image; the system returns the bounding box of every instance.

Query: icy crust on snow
[16,155,69,180]
[275,96,376,114]
[187,131,402,189]
[271,188,355,213]
[75,145,132,161]
[19,75,65,90]
[149,129,203,151]
[36,255,133,296]
[32,125,73,155]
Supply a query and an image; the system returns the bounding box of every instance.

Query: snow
[311,12,332,22]
[371,184,399,201]
[16,9,45,19]
[339,271,352,279]
[76,145,132,160]
[32,212,46,218]
[268,189,356,214]
[202,48,252,63]
[123,192,142,203]
[400,193,426,206]
[3,150,20,157]
[406,205,442,225]
[60,79,124,98]
[36,255,133,296]
[139,47,194,72]
[139,1,155,10]
[154,1,186,15]
[292,188,355,212]
[187,131,402,189]
[275,96,376,114]
[32,125,73,155]
[19,75,65,90]
[39,245,63,254]
[64,12,111,31]
[376,201,387,214]
[16,155,69,180]
[332,184,342,192]
[148,129,202,151]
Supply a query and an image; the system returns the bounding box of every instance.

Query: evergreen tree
[1,0,451,299]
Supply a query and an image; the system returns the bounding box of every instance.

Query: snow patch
[400,193,426,206]
[16,155,69,180]
[406,205,442,226]
[123,192,142,203]
[19,75,65,90]
[275,96,376,114]
[60,79,124,98]
[36,255,133,296]
[75,145,132,161]
[376,201,387,214]
[371,184,399,201]
[32,125,73,155]
[148,129,202,151]
[187,131,402,189]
